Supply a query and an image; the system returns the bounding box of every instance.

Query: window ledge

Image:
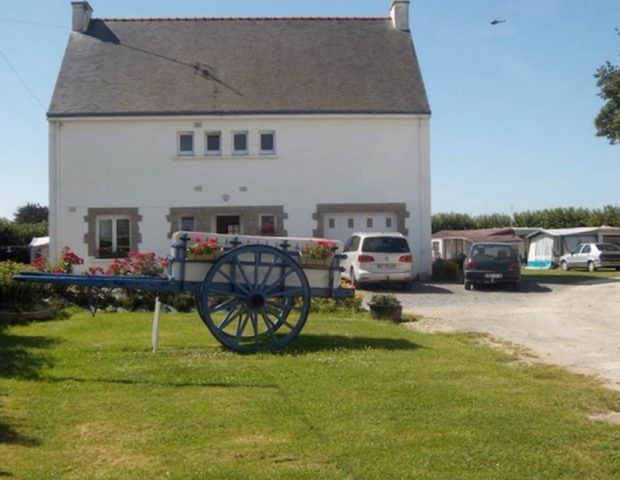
[173,154,279,161]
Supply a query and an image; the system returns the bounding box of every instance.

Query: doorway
[216,215,241,234]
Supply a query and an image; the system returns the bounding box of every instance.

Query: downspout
[48,121,61,263]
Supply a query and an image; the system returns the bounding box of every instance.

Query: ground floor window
[260,215,276,235]
[179,216,196,231]
[97,217,131,258]
[84,208,142,259]
[167,206,288,238]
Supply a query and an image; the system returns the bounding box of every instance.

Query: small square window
[178,132,194,155]
[367,218,373,228]
[328,218,335,229]
[347,218,354,229]
[260,215,276,236]
[386,217,392,228]
[260,132,275,154]
[233,132,248,154]
[206,132,221,155]
[180,216,196,231]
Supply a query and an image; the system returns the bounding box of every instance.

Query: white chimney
[71,1,93,33]
[390,0,410,32]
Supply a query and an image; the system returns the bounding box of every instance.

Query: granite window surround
[313,203,409,238]
[83,207,142,258]
[167,206,288,238]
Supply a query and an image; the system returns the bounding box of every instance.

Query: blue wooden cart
[14,232,353,353]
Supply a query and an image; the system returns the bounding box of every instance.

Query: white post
[151,297,162,353]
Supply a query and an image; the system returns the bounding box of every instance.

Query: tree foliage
[0,218,48,246]
[432,205,620,233]
[594,30,620,144]
[14,203,48,224]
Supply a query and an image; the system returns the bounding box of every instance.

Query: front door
[216,215,241,235]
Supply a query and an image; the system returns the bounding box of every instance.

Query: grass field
[2,310,620,479]
[522,267,620,284]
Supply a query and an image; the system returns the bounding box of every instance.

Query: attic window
[260,132,275,154]
[232,132,248,155]
[178,132,194,156]
[206,132,221,155]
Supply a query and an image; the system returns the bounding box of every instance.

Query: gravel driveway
[363,279,620,391]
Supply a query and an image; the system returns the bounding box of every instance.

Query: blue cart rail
[15,237,353,352]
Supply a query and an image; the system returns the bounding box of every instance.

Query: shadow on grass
[0,419,41,447]
[39,376,278,390]
[0,330,57,380]
[287,334,423,354]
[0,328,52,457]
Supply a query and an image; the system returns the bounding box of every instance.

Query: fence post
[151,297,162,353]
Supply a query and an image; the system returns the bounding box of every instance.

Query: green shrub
[432,258,461,282]
[0,261,47,311]
[309,291,364,314]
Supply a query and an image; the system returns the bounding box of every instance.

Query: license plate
[378,264,397,269]
[485,273,503,279]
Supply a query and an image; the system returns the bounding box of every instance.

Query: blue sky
[0,0,618,220]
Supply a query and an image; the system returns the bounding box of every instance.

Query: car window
[361,237,409,253]
[597,243,620,251]
[470,244,516,261]
[572,244,583,254]
[343,236,355,252]
[582,245,591,254]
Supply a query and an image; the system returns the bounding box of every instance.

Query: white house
[48,1,432,276]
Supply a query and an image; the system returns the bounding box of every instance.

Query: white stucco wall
[49,114,431,275]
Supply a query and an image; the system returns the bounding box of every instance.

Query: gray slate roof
[49,17,430,117]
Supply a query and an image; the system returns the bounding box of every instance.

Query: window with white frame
[97,216,131,258]
[259,131,275,154]
[178,132,194,156]
[179,216,196,231]
[205,132,221,155]
[232,131,248,155]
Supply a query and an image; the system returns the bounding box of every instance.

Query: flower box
[300,256,333,269]
[186,251,222,262]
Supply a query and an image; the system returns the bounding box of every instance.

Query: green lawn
[2,310,620,479]
[522,267,620,284]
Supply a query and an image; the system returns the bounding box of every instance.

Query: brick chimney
[71,1,93,33]
[390,0,410,32]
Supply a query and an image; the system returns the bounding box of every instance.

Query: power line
[0,49,46,109]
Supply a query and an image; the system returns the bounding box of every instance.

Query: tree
[594,30,620,144]
[13,203,48,224]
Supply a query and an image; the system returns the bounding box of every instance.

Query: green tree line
[432,205,620,233]
[0,218,48,246]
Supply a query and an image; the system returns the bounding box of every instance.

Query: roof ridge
[99,16,390,22]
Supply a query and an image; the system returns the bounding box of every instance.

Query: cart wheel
[196,244,311,352]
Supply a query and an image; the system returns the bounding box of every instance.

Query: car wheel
[560,261,568,271]
[512,281,521,292]
[587,261,596,272]
[464,281,473,291]
[401,281,412,291]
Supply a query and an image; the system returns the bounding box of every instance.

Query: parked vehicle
[558,243,620,272]
[463,242,521,291]
[341,232,412,289]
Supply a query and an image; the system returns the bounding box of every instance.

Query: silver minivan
[341,232,413,289]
